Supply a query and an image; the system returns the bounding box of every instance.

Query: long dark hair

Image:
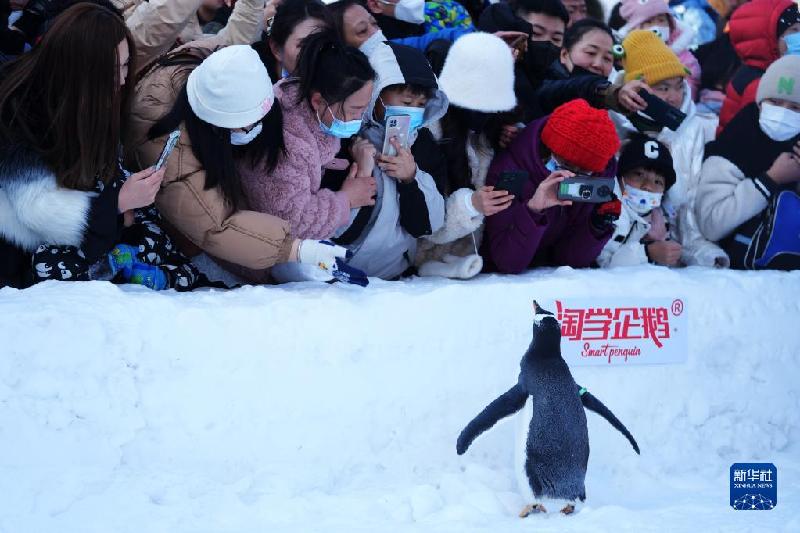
[291,28,375,107]
[254,0,332,80]
[271,0,331,48]
[148,85,285,210]
[328,0,364,37]
[0,2,135,190]
[441,105,519,193]
[439,106,475,195]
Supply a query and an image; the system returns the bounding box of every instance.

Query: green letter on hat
[778,76,795,96]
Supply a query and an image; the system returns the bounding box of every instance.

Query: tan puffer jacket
[111,0,265,76]
[124,38,294,278]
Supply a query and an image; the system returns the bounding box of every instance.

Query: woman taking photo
[239,29,377,241]
[0,2,201,290]
[127,36,366,285]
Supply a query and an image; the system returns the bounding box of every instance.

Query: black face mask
[522,40,561,78]
[570,65,601,78]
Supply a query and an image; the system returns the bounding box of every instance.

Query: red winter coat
[718,0,794,133]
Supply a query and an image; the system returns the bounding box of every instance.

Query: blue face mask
[384,104,426,131]
[318,106,363,139]
[784,32,800,56]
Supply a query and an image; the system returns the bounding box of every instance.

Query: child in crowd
[612,29,727,266]
[599,136,682,267]
[597,135,681,267]
[616,0,702,99]
[333,41,446,280]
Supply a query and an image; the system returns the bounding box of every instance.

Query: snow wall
[1,267,798,532]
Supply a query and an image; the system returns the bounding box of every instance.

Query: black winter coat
[0,143,124,288]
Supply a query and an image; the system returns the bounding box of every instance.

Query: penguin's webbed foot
[519,503,547,518]
[560,503,576,515]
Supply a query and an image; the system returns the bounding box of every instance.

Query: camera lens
[598,186,611,198]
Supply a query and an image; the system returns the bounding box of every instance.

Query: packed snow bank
[0,267,798,533]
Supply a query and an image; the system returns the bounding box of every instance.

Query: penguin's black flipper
[457,384,527,455]
[580,390,640,454]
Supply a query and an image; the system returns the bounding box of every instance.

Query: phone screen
[155,129,181,170]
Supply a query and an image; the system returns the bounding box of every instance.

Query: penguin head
[531,301,562,353]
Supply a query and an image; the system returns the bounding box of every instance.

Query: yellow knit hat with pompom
[622,30,690,85]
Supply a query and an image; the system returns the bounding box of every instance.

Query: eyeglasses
[552,157,595,177]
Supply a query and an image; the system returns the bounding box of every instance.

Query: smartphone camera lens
[597,185,611,198]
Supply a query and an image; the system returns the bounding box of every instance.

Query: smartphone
[637,89,686,131]
[382,115,411,157]
[556,176,615,203]
[494,170,528,198]
[155,129,181,170]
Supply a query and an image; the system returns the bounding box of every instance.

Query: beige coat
[111,0,265,75]
[124,38,293,278]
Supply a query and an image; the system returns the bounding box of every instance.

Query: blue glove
[298,240,369,287]
[108,244,139,277]
[128,262,168,290]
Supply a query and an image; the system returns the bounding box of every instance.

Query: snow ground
[1,267,798,533]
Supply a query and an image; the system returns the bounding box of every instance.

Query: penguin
[456,301,640,516]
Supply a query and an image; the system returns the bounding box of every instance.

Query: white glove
[298,240,350,272]
[297,240,369,287]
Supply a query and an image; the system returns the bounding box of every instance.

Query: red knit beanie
[541,99,620,174]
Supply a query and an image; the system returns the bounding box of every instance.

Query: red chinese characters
[556,301,671,348]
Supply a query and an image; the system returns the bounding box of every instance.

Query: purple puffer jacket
[481,115,616,274]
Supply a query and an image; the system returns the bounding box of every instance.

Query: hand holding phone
[472,186,514,216]
[155,129,181,170]
[637,89,686,131]
[382,115,410,157]
[527,170,575,213]
[493,170,528,198]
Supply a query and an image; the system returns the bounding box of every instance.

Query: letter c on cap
[644,140,660,159]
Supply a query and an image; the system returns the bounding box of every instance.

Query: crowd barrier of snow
[1,267,798,532]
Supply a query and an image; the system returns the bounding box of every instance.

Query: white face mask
[622,181,663,215]
[389,0,425,24]
[359,29,387,56]
[649,25,670,43]
[759,102,800,141]
[231,122,263,145]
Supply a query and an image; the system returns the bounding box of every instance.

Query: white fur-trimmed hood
[0,145,93,251]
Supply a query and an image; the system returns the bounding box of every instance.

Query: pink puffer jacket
[239,80,351,240]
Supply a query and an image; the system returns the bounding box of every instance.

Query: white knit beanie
[438,32,516,113]
[756,55,800,106]
[187,45,275,129]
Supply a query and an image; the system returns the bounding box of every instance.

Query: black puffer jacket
[521,62,620,122]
